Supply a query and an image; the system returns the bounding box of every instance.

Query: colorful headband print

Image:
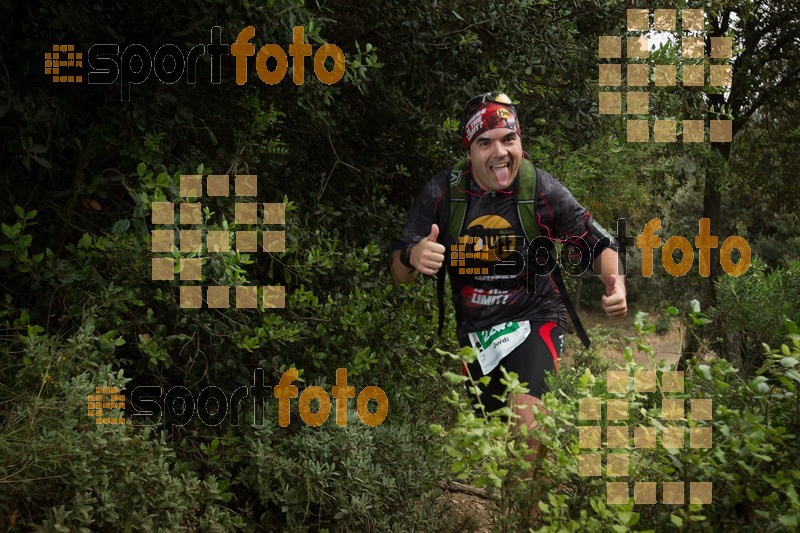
[462,103,521,150]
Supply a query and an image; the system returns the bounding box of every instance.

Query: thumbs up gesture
[411,224,446,276]
[602,274,627,319]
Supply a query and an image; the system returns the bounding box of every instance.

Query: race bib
[467,321,531,375]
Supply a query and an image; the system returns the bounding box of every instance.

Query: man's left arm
[595,248,627,319]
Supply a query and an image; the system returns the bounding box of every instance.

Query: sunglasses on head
[460,92,516,131]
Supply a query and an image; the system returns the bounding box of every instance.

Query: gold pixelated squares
[579,426,602,448]
[236,286,258,308]
[607,371,629,393]
[626,92,649,115]
[710,65,733,87]
[607,399,628,420]
[654,64,677,86]
[235,202,258,225]
[607,454,629,477]
[627,120,648,142]
[206,175,229,196]
[607,426,629,448]
[599,64,621,86]
[682,9,704,31]
[151,257,174,281]
[599,92,622,115]
[180,203,202,225]
[263,231,286,252]
[180,175,202,198]
[662,371,685,392]
[690,482,712,504]
[663,426,685,449]
[264,203,286,224]
[579,398,601,420]
[635,482,657,504]
[627,64,649,86]
[711,37,733,58]
[691,399,713,420]
[654,9,676,31]
[180,230,202,253]
[151,202,174,225]
[627,36,649,59]
[236,231,258,252]
[683,120,705,142]
[579,454,601,476]
[599,36,621,59]
[655,120,677,143]
[634,370,657,392]
[599,92,621,115]
[663,481,684,504]
[710,120,732,142]
[662,399,684,420]
[151,230,174,252]
[180,286,202,308]
[690,426,712,448]
[607,482,629,505]
[627,9,649,31]
[263,285,285,309]
[235,175,257,196]
[207,286,230,308]
[634,426,656,448]
[207,230,230,252]
[179,258,202,281]
[683,37,705,59]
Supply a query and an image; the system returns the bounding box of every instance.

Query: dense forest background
[1,0,799,530]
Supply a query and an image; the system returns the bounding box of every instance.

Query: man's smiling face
[467,127,524,191]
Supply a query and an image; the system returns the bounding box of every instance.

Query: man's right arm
[389,224,446,284]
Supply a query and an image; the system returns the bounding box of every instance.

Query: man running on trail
[388,92,628,518]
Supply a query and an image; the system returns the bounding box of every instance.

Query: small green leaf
[666,306,679,316]
[670,514,683,527]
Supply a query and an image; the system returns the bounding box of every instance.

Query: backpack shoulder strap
[516,159,540,243]
[437,159,470,335]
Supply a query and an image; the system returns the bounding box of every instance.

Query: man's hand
[411,224,446,275]
[602,274,627,319]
